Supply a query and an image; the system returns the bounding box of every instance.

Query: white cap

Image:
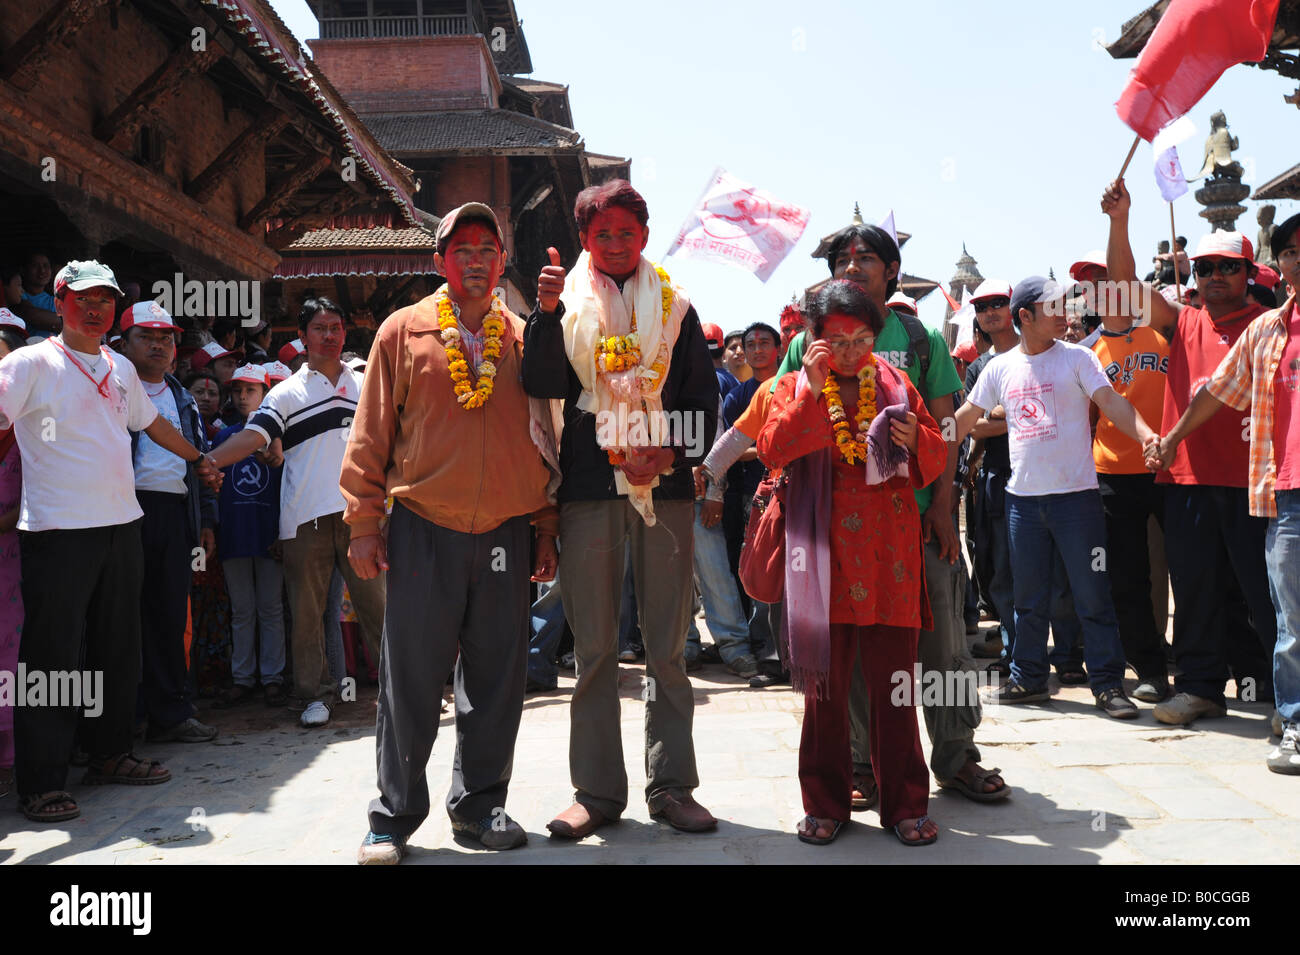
[229,363,270,387]
[346,356,367,373]
[262,360,292,383]
[970,278,1013,302]
[0,308,27,333]
[1191,232,1254,261]
[885,291,918,315]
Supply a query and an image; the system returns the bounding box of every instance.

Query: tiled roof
[283,225,437,251]
[360,109,583,155]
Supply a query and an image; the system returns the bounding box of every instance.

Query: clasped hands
[1143,433,1176,472]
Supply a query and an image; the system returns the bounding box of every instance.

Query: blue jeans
[980,469,1083,669]
[686,500,752,663]
[324,568,346,685]
[1267,490,1300,722]
[528,577,567,689]
[1006,490,1125,691]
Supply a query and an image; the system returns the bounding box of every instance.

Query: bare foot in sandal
[20,790,80,823]
[895,815,939,845]
[954,760,1008,795]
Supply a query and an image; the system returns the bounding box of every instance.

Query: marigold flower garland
[823,355,878,465]
[605,264,675,466]
[436,287,505,410]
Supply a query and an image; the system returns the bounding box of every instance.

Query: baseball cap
[1272,212,1300,260]
[346,355,367,373]
[54,260,124,297]
[1190,232,1254,261]
[886,291,918,315]
[0,308,27,334]
[1010,276,1073,318]
[262,361,292,383]
[970,278,1013,303]
[951,341,978,364]
[700,322,725,353]
[435,202,505,254]
[120,301,179,334]
[278,339,306,364]
[190,340,245,370]
[1068,251,1108,281]
[229,363,270,387]
[1252,264,1281,291]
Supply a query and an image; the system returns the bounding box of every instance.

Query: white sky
[271,0,1300,331]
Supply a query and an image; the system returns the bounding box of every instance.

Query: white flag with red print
[666,168,810,282]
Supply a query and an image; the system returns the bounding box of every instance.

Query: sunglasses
[1193,259,1244,279]
[973,297,1010,313]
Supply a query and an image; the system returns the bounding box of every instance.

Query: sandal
[938,765,1011,803]
[1056,665,1089,686]
[851,771,879,811]
[893,814,938,847]
[19,790,80,823]
[797,815,844,845]
[83,752,171,786]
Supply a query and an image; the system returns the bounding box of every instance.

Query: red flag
[939,285,960,312]
[1115,0,1280,141]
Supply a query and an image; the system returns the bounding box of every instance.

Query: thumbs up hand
[538,246,566,315]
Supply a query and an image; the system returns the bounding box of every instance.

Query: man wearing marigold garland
[524,180,720,838]
[340,203,560,864]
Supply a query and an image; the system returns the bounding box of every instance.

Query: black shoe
[1096,687,1139,720]
[699,644,723,665]
[748,671,789,688]
[984,657,1011,679]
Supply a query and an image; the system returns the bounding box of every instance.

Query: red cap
[1252,264,1281,291]
[951,342,979,364]
[1191,232,1254,261]
[190,340,244,370]
[278,339,306,364]
[700,322,724,350]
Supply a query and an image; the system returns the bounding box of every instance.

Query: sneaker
[300,701,331,728]
[1152,692,1227,726]
[1272,710,1284,738]
[1266,722,1300,775]
[1095,687,1139,720]
[450,812,528,850]
[727,654,760,679]
[558,652,576,671]
[984,679,1050,705]
[1131,678,1170,704]
[147,717,218,743]
[617,648,638,663]
[357,831,406,865]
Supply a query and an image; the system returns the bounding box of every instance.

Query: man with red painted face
[0,261,213,823]
[524,180,720,839]
[206,297,386,734]
[1104,179,1278,725]
[775,224,1008,805]
[339,203,560,862]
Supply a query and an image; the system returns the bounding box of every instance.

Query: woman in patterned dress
[758,280,946,847]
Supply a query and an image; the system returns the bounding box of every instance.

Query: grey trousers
[851,534,982,780]
[560,499,699,819]
[368,503,531,839]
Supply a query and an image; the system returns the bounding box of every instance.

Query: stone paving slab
[2,653,1297,865]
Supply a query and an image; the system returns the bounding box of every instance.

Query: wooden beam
[333,276,355,315]
[239,151,332,232]
[186,105,290,203]
[1,0,113,90]
[366,275,402,315]
[95,41,227,147]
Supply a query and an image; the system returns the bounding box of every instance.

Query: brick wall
[309,35,500,113]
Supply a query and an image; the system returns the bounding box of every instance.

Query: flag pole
[1117,133,1142,180]
[1170,201,1182,305]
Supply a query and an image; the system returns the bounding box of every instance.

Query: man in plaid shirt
[1153,213,1300,775]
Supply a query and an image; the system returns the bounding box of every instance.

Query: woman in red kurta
[758,280,946,846]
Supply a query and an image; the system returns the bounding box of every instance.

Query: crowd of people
[0,176,1296,862]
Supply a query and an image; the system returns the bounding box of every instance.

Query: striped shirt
[1205,296,1297,518]
[246,363,360,539]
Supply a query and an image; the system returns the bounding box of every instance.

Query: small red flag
[940,285,960,312]
[1115,0,1280,141]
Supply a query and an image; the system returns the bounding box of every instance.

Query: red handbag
[738,469,788,604]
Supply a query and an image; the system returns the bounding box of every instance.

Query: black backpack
[895,310,932,393]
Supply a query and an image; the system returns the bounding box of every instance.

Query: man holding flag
[1103,179,1277,725]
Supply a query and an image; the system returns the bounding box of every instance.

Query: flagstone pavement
[2,626,1295,865]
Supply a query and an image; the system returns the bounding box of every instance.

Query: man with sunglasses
[1103,179,1276,726]
[1150,214,1300,771]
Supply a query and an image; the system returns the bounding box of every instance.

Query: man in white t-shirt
[953,277,1159,719]
[208,298,385,730]
[0,261,212,824]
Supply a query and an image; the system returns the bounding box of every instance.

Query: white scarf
[559,252,690,525]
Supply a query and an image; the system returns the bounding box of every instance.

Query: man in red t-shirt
[1104,180,1276,725]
